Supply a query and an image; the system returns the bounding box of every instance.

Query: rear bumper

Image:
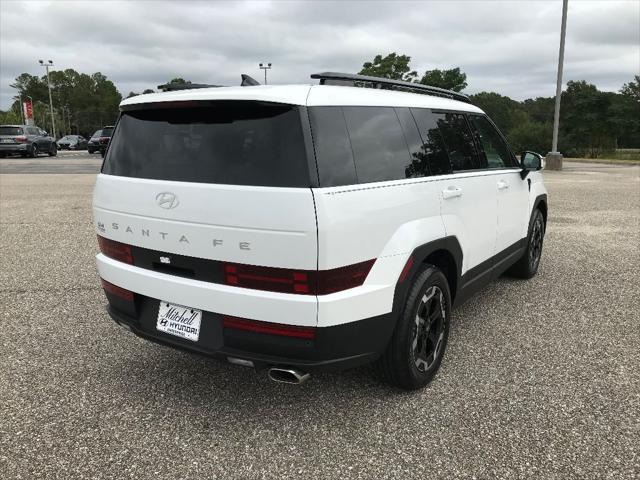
[0,144,28,152]
[105,294,393,372]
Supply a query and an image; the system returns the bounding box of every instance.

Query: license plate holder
[156,301,202,342]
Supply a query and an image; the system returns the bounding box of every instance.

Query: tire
[377,265,451,390]
[30,144,38,158]
[48,143,57,157]
[508,209,545,279]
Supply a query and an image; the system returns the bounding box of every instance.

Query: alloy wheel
[529,215,544,271]
[411,285,446,372]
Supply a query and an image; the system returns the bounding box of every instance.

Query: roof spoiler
[310,72,470,103]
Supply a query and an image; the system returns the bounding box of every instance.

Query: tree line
[1,56,638,158]
[358,53,640,158]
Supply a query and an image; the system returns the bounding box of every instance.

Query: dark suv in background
[88,126,114,155]
[0,125,57,157]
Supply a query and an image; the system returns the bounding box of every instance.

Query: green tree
[418,68,467,92]
[359,53,417,82]
[560,80,615,157]
[9,69,121,137]
[469,92,528,136]
[610,76,640,148]
[620,75,640,102]
[507,121,553,154]
[167,78,191,85]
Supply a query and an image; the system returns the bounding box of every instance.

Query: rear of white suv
[94,78,547,390]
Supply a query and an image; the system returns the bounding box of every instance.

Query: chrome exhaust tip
[268,367,310,385]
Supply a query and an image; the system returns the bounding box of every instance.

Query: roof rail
[157,83,222,92]
[310,72,470,103]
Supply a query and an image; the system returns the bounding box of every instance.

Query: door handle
[497,180,510,190]
[442,186,463,199]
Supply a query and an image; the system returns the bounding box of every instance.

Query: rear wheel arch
[391,236,462,317]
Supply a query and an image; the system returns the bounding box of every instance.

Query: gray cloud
[1,0,638,110]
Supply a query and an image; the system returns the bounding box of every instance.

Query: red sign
[23,100,33,120]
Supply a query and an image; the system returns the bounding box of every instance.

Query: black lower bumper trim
[105,299,395,373]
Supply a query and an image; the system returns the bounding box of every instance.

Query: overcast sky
[1,0,638,109]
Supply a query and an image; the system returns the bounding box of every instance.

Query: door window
[410,108,452,176]
[470,115,515,168]
[436,113,480,171]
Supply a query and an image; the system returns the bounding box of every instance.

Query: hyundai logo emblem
[156,192,179,209]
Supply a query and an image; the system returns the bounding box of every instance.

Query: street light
[546,0,569,171]
[259,62,272,85]
[38,59,57,139]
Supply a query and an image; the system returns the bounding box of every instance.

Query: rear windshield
[102,127,114,136]
[0,127,23,136]
[102,102,310,187]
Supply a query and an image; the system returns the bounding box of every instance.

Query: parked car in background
[88,129,102,153]
[0,125,57,158]
[57,135,88,150]
[98,126,114,156]
[88,127,114,154]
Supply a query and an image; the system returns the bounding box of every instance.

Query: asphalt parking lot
[1,155,638,479]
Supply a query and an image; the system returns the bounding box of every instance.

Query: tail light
[223,315,316,339]
[99,136,110,144]
[101,278,134,302]
[14,136,27,143]
[223,259,374,295]
[97,235,133,264]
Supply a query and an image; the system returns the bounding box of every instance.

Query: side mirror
[520,151,544,179]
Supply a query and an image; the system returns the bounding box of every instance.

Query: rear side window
[308,107,358,187]
[469,115,515,168]
[342,107,410,184]
[103,102,310,187]
[436,113,480,171]
[0,127,23,136]
[410,109,452,176]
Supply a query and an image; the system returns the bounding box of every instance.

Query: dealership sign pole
[23,99,34,126]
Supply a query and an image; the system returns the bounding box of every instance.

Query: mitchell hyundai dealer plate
[156,301,202,342]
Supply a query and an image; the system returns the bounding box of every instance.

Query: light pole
[38,59,57,138]
[546,0,569,171]
[259,63,272,85]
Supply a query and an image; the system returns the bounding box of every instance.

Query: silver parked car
[57,135,88,150]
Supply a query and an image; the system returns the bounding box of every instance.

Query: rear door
[413,110,498,275]
[94,101,318,271]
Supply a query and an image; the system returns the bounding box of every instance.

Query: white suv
[93,72,547,390]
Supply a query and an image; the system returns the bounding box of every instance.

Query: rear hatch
[0,126,25,144]
[93,100,318,275]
